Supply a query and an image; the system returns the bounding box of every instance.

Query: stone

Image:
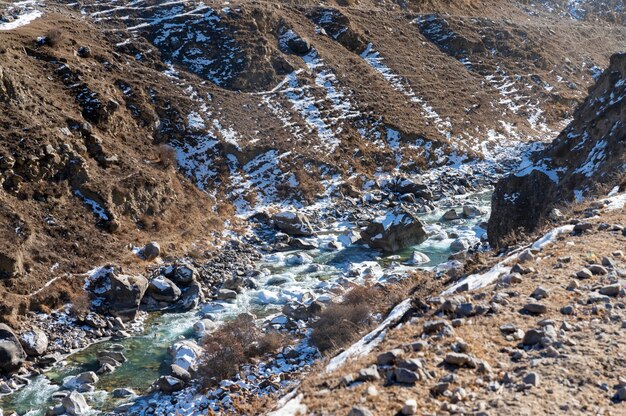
[272,211,313,237]
[112,388,135,398]
[423,320,448,334]
[599,284,622,297]
[398,358,423,371]
[348,407,373,416]
[444,353,477,368]
[588,264,608,275]
[576,268,593,279]
[531,287,549,300]
[377,349,403,366]
[173,263,197,285]
[462,205,482,218]
[450,238,470,253]
[549,208,565,221]
[406,251,430,265]
[193,319,217,336]
[157,375,185,393]
[105,273,149,321]
[573,222,593,233]
[76,46,92,58]
[523,372,540,387]
[286,35,311,55]
[442,209,459,221]
[0,324,26,374]
[75,371,98,385]
[356,365,380,382]
[97,350,127,366]
[147,276,181,303]
[142,242,160,261]
[171,364,191,382]
[522,329,543,345]
[523,303,547,315]
[62,391,89,416]
[394,368,419,384]
[19,329,48,357]
[216,288,238,301]
[360,206,427,252]
[401,399,418,415]
[561,305,575,315]
[617,386,626,402]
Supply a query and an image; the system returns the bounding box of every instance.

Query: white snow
[0,9,42,31]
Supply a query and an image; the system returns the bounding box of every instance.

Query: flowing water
[0,191,491,415]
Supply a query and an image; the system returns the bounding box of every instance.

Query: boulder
[441,209,459,221]
[106,273,149,321]
[394,178,432,200]
[19,329,48,357]
[406,251,430,265]
[173,263,197,286]
[462,205,482,218]
[147,276,181,303]
[0,324,26,374]
[142,242,160,261]
[178,281,204,311]
[62,391,89,416]
[286,35,311,55]
[272,211,313,237]
[360,206,427,252]
[157,375,185,393]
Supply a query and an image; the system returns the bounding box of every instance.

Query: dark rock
[0,324,26,374]
[361,205,427,252]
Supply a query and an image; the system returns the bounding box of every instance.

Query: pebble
[523,303,548,315]
[576,268,593,279]
[401,399,418,415]
[348,406,374,416]
[523,372,540,387]
[394,368,420,384]
[561,305,575,315]
[599,284,622,297]
[377,349,403,366]
[531,287,549,300]
[588,264,608,275]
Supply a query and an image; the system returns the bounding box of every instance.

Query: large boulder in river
[62,391,90,416]
[272,211,313,237]
[19,329,48,357]
[147,276,181,302]
[0,324,26,374]
[360,206,428,252]
[106,274,149,321]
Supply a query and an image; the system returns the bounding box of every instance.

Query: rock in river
[361,206,427,252]
[272,211,314,237]
[0,324,26,374]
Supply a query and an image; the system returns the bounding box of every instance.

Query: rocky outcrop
[361,206,428,252]
[89,270,148,321]
[489,53,626,246]
[18,329,48,357]
[0,324,26,374]
[272,211,314,237]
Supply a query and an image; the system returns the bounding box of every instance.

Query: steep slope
[489,52,626,246]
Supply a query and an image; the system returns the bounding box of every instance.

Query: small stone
[442,209,459,221]
[567,280,580,290]
[112,388,135,398]
[523,329,543,345]
[356,365,380,382]
[574,222,593,232]
[142,242,161,261]
[397,358,423,371]
[531,287,549,300]
[617,387,626,402]
[561,305,575,315]
[423,320,448,334]
[576,268,593,279]
[410,341,427,351]
[401,399,418,415]
[589,264,608,275]
[444,353,477,368]
[599,284,622,297]
[348,406,373,416]
[377,349,403,366]
[366,385,378,396]
[394,368,420,384]
[523,303,547,315]
[523,372,540,387]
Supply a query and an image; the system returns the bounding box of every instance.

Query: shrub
[43,29,64,48]
[199,314,287,387]
[157,144,177,169]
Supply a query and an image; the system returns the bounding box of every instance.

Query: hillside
[0,0,624,415]
[489,52,626,246]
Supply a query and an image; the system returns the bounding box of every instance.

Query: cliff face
[489,53,626,246]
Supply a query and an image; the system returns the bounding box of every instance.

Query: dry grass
[157,144,177,169]
[42,28,64,47]
[199,314,289,387]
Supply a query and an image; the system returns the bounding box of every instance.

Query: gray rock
[531,287,549,300]
[401,399,418,415]
[216,288,237,301]
[450,238,469,253]
[398,358,423,371]
[599,284,622,297]
[576,268,593,279]
[62,391,89,416]
[173,263,197,285]
[462,205,482,218]
[444,353,477,368]
[112,388,135,398]
[522,329,543,345]
[394,368,420,384]
[377,349,403,366]
[171,364,191,382]
[523,372,540,387]
[147,276,181,302]
[19,329,48,357]
[442,209,459,221]
[348,407,374,416]
[105,273,149,321]
[523,303,547,314]
[360,206,427,252]
[157,375,185,393]
[356,365,380,382]
[0,324,26,374]
[406,251,430,265]
[142,242,161,261]
[561,305,575,315]
[589,264,608,275]
[272,211,313,237]
[74,371,98,385]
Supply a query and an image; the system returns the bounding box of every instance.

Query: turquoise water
[0,192,491,415]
